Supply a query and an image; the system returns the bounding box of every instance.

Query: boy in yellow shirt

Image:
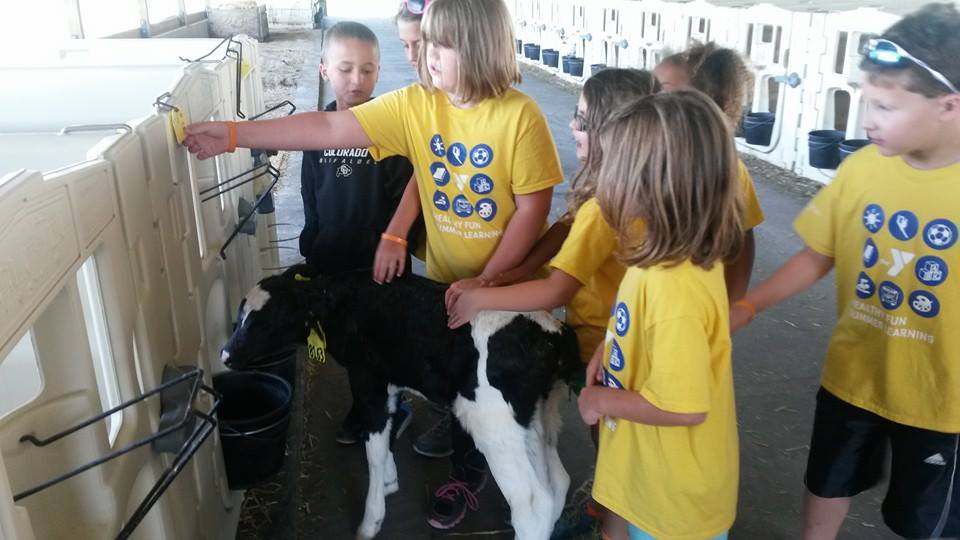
[732,5,960,538]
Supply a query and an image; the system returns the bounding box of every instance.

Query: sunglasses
[572,108,589,132]
[863,38,958,94]
[401,0,431,15]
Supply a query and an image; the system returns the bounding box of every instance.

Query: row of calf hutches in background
[0,36,289,539]
[509,0,900,183]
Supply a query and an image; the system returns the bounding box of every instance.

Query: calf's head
[220,265,332,369]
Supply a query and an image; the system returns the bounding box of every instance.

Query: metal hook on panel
[59,123,133,135]
[225,38,246,119]
[153,92,180,113]
[773,72,802,88]
[249,100,297,121]
[219,165,281,260]
[178,36,231,63]
[199,162,273,202]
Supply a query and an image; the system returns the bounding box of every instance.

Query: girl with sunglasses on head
[183,0,563,531]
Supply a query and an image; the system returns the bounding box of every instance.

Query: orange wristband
[381,233,408,247]
[226,121,238,153]
[734,298,757,321]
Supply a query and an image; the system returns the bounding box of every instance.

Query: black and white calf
[220,266,581,539]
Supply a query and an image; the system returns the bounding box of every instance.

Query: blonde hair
[563,69,659,224]
[418,0,521,103]
[596,90,743,269]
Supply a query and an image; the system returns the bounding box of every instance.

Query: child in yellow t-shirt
[655,42,765,299]
[731,6,960,539]
[183,0,563,530]
[578,91,744,540]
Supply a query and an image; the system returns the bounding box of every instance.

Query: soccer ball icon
[927,223,954,247]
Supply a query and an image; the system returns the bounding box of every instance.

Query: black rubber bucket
[542,49,560,68]
[568,57,584,77]
[524,43,541,61]
[516,39,522,55]
[214,371,292,490]
[808,129,845,169]
[561,55,573,73]
[239,349,296,392]
[590,63,607,75]
[743,112,776,145]
[838,138,871,164]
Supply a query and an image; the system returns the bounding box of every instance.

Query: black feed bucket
[561,55,573,74]
[516,39,522,55]
[808,129,845,169]
[839,139,871,164]
[214,371,292,490]
[524,44,541,61]
[542,49,560,68]
[239,349,296,392]
[568,57,584,77]
[590,63,607,75]
[743,112,775,145]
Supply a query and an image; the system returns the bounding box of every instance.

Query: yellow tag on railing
[169,109,187,144]
[307,325,327,364]
[241,59,252,79]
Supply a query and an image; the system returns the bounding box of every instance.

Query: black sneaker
[426,462,488,530]
[413,411,454,458]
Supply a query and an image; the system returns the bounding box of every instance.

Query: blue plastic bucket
[838,139,871,163]
[542,49,560,68]
[516,39,522,55]
[568,57,584,77]
[808,130,846,169]
[525,44,541,61]
[561,55,573,74]
[590,63,607,75]
[743,112,776,146]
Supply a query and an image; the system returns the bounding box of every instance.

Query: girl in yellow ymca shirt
[579,91,744,540]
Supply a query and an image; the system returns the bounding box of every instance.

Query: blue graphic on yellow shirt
[609,340,625,372]
[888,210,919,241]
[430,134,446,157]
[447,143,467,167]
[923,219,957,250]
[433,191,450,212]
[856,272,875,299]
[475,198,497,222]
[602,367,624,389]
[909,290,940,318]
[452,195,473,218]
[470,174,493,195]
[614,302,630,337]
[915,256,948,287]
[430,162,450,186]
[878,281,904,310]
[470,144,493,168]
[863,238,879,268]
[863,204,885,233]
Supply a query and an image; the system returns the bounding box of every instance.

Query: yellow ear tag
[294,273,312,282]
[307,325,327,364]
[169,108,187,144]
[241,59,252,79]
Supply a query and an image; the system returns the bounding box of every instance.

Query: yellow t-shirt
[352,84,564,283]
[593,262,738,540]
[550,198,625,362]
[794,144,960,432]
[738,159,765,231]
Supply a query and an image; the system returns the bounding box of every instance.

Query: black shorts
[805,388,960,538]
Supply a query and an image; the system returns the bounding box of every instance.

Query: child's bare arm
[184,110,372,159]
[446,269,581,328]
[724,229,756,301]
[374,176,421,283]
[731,246,834,330]
[578,386,707,427]
[490,220,572,286]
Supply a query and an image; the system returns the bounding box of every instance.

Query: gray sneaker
[413,411,454,458]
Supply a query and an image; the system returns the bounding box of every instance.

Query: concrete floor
[238,17,900,540]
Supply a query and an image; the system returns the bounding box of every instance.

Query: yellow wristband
[381,233,408,247]
[734,299,757,321]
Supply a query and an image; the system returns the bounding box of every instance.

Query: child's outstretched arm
[183,110,372,159]
[446,269,581,328]
[488,220,572,286]
[444,188,553,308]
[731,246,834,331]
[374,176,421,284]
[724,229,756,301]
[578,385,707,427]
